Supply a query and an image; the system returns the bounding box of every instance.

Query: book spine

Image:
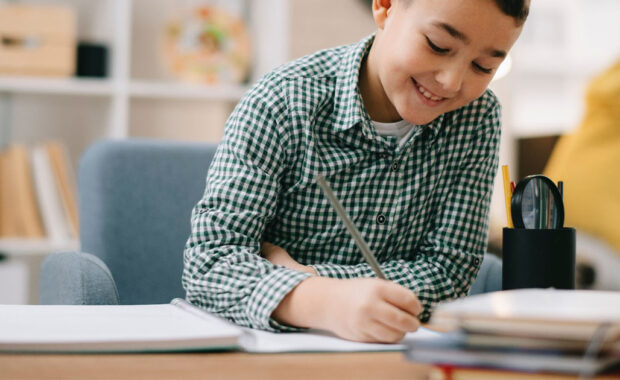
[31,145,71,242]
[44,141,79,238]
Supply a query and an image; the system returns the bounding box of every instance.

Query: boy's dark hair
[362,0,529,26]
[491,0,530,25]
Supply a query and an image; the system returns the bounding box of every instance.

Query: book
[0,144,45,238]
[0,298,442,353]
[463,331,620,354]
[44,141,79,238]
[406,331,619,374]
[0,148,10,236]
[405,289,620,375]
[430,289,620,342]
[434,365,620,380]
[30,144,72,242]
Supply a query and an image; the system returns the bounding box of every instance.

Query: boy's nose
[435,64,466,94]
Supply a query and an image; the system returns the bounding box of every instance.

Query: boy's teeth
[418,84,443,101]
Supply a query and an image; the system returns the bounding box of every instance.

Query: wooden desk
[0,351,435,380]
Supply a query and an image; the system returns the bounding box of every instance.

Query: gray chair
[39,139,502,305]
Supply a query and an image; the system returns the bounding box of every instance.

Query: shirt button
[391,161,400,171]
[376,214,386,225]
[474,258,481,266]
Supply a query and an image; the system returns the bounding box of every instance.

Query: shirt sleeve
[182,76,313,332]
[310,102,502,322]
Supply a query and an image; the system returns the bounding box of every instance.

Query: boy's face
[368,0,523,124]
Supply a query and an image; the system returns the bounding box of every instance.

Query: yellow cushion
[544,59,620,255]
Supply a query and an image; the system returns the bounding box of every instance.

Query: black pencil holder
[502,227,576,290]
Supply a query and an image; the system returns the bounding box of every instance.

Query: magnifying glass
[511,175,564,229]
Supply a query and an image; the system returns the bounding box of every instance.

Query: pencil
[315,174,387,280]
[501,165,514,228]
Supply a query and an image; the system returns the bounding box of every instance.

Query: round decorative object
[162,6,251,84]
[511,175,565,230]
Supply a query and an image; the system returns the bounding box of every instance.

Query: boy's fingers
[364,320,407,344]
[372,303,420,333]
[379,282,423,316]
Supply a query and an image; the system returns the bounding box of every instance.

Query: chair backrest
[78,139,217,305]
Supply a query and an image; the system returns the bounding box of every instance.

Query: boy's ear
[372,0,394,30]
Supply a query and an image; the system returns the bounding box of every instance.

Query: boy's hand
[261,241,317,275]
[273,276,423,343]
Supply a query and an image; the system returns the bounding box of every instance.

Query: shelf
[0,238,79,257]
[129,80,249,101]
[0,76,115,97]
[0,76,250,102]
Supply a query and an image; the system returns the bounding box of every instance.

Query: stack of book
[0,141,78,242]
[407,289,620,379]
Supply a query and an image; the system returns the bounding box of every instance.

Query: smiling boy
[183,0,528,343]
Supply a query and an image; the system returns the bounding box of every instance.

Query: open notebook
[0,298,441,353]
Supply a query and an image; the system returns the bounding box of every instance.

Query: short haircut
[398,0,530,26]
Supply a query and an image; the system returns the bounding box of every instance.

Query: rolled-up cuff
[310,263,370,279]
[246,267,314,332]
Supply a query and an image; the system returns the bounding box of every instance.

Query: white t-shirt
[371,118,417,149]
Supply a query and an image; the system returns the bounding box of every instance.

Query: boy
[183,0,528,343]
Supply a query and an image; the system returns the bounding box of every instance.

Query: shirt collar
[331,34,374,133]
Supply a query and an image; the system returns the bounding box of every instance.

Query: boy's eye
[425,36,450,54]
[473,62,493,74]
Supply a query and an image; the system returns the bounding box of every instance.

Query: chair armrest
[469,253,502,295]
[39,251,120,305]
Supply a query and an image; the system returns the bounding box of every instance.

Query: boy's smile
[360,0,523,124]
[412,78,448,106]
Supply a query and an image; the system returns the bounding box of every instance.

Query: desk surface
[0,351,435,380]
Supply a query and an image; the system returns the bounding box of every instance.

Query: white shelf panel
[129,80,249,101]
[0,238,79,257]
[0,76,115,97]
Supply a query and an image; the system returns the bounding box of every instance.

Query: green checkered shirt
[183,34,501,332]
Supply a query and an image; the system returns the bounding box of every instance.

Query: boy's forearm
[271,276,334,329]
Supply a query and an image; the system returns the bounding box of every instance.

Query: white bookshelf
[129,81,249,101]
[0,0,289,302]
[0,0,288,137]
[0,77,250,101]
[0,238,79,256]
[0,76,115,96]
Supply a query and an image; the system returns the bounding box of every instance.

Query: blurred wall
[289,0,375,59]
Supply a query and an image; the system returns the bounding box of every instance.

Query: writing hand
[273,276,422,343]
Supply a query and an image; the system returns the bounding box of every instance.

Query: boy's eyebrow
[485,48,507,59]
[433,22,470,44]
[433,21,507,58]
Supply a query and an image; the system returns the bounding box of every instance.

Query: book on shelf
[0,298,442,353]
[0,141,78,243]
[45,141,79,237]
[406,289,620,376]
[0,144,45,238]
[31,143,72,241]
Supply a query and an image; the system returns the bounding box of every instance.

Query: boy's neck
[359,41,402,123]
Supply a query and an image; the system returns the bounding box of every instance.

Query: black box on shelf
[76,43,108,78]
